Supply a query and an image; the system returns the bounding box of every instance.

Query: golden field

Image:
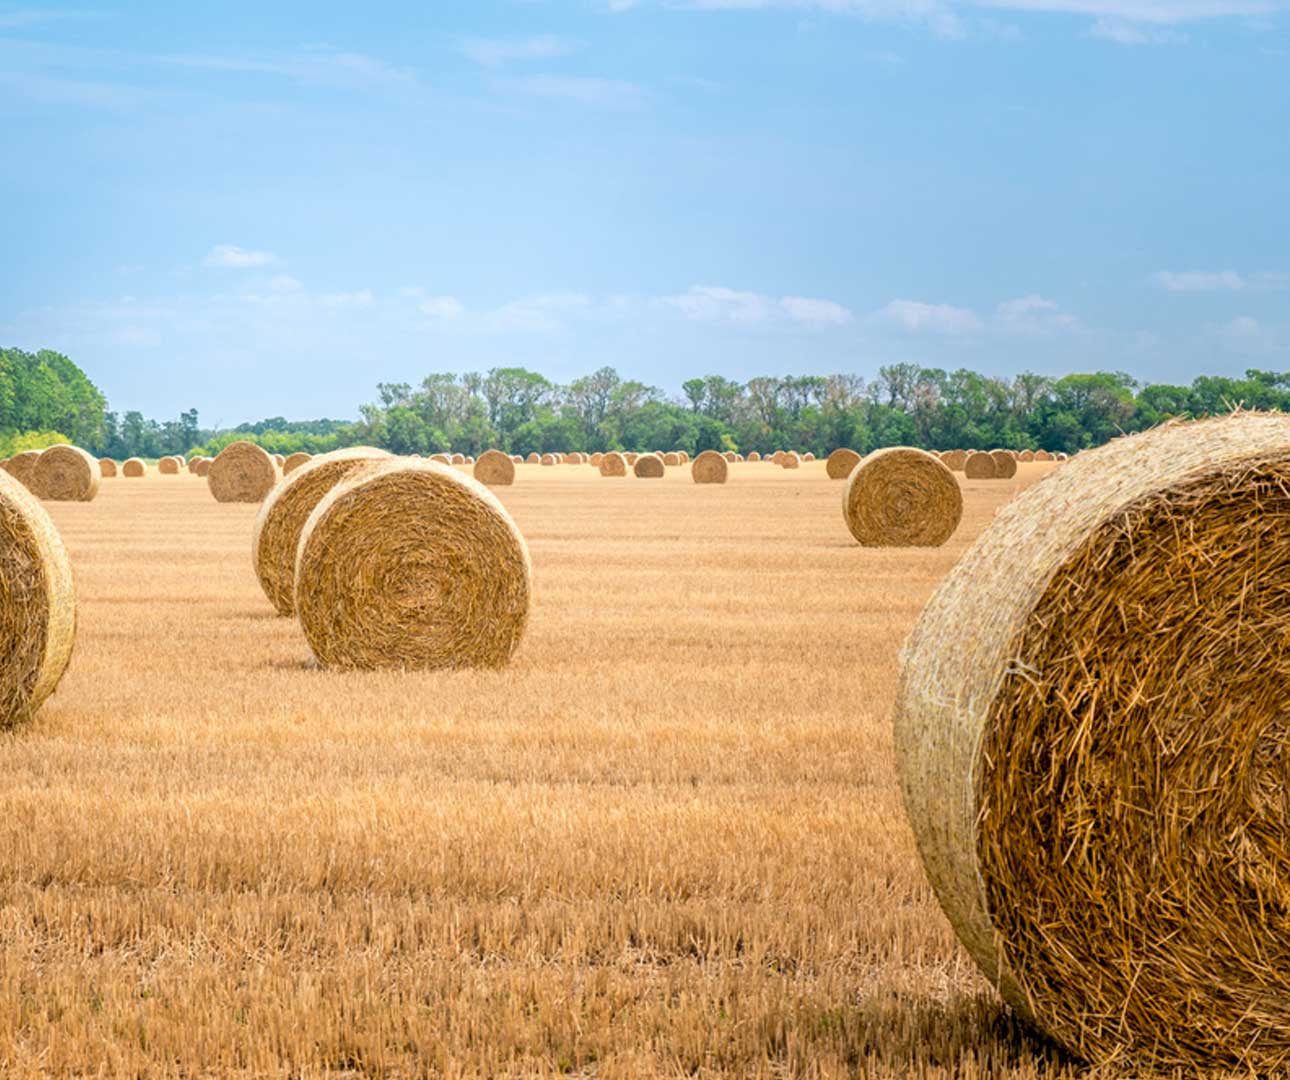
[2,460,1081,1079]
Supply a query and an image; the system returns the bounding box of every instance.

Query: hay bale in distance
[4,451,41,488]
[748,451,761,462]
[590,453,603,467]
[781,452,801,470]
[158,456,180,475]
[803,452,815,461]
[194,458,211,477]
[252,447,390,617]
[691,450,728,484]
[98,458,118,478]
[450,453,466,465]
[624,453,639,467]
[940,449,968,471]
[662,452,680,467]
[1018,449,1035,463]
[31,445,100,502]
[540,453,556,467]
[633,453,664,478]
[990,449,1018,479]
[208,441,278,503]
[963,451,997,479]
[294,460,531,671]
[526,452,540,464]
[430,454,451,465]
[473,449,515,486]
[826,448,862,480]
[122,458,146,478]
[894,413,1290,1073]
[0,470,76,726]
[599,452,627,477]
[843,446,961,547]
[283,452,312,475]
[1035,449,1053,462]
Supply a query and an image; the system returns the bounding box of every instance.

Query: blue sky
[0,0,1286,424]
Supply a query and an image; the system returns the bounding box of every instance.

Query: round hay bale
[450,453,465,466]
[3,451,41,489]
[748,451,761,462]
[826,448,862,480]
[465,455,475,465]
[735,453,745,462]
[0,469,76,726]
[31,445,100,502]
[295,460,530,671]
[526,453,540,464]
[283,452,312,475]
[564,452,582,465]
[122,458,146,478]
[430,454,451,465]
[723,451,737,463]
[208,441,278,503]
[691,450,728,485]
[842,447,961,547]
[940,449,968,471]
[1056,451,1069,461]
[963,450,997,479]
[98,458,118,478]
[803,452,815,462]
[662,452,680,467]
[624,453,639,467]
[990,449,1018,479]
[781,452,801,470]
[158,456,180,475]
[599,452,627,477]
[473,449,515,486]
[252,447,390,617]
[1035,449,1053,462]
[894,413,1290,1073]
[272,453,285,467]
[540,453,556,467]
[1018,449,1035,463]
[679,451,690,464]
[194,458,211,477]
[633,453,664,479]
[589,453,603,467]
[511,455,523,464]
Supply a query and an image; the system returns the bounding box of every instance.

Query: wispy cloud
[878,298,983,335]
[459,35,579,67]
[668,285,853,326]
[203,245,280,269]
[1152,269,1245,291]
[499,74,647,108]
[994,294,1080,334]
[159,46,418,90]
[0,6,101,30]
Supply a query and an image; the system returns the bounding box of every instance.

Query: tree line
[3,346,1290,461]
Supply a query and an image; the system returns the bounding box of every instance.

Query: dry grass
[0,460,1098,1078]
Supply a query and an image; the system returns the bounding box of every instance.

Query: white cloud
[460,35,578,67]
[994,294,1079,334]
[418,296,464,319]
[203,244,280,269]
[878,298,983,335]
[667,285,853,327]
[1152,269,1244,292]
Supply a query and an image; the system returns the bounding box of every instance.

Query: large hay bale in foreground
[3,451,40,488]
[843,447,960,547]
[0,470,75,726]
[122,458,146,478]
[208,441,278,503]
[826,448,862,480]
[31,445,100,502]
[252,447,389,617]
[691,450,728,484]
[158,456,180,475]
[283,452,312,475]
[963,450,997,479]
[295,461,531,670]
[98,458,118,478]
[633,453,665,478]
[990,449,1018,478]
[599,452,627,477]
[895,412,1290,1073]
[473,449,515,486]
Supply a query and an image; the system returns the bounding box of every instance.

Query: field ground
[1,461,1089,1078]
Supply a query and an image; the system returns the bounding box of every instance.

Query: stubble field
[0,460,1081,1078]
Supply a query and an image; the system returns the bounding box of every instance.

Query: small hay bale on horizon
[963,450,998,479]
[843,446,961,548]
[158,456,180,475]
[194,458,211,477]
[540,453,556,466]
[691,450,728,484]
[1018,449,1035,462]
[634,453,664,478]
[599,452,627,477]
[781,452,801,470]
[941,449,968,471]
[473,449,516,486]
[526,452,540,464]
[990,449,1018,479]
[98,458,118,478]
[663,452,680,466]
[122,458,146,478]
[283,452,312,475]
[748,451,761,462]
[826,448,862,480]
[895,412,1290,1074]
[0,469,76,727]
[294,460,531,671]
[208,441,279,503]
[31,445,100,502]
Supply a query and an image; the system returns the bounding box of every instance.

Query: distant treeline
[3,346,1290,460]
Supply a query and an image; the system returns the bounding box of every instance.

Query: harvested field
[3,461,1084,1077]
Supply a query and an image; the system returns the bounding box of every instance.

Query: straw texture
[940,450,967,471]
[0,468,76,726]
[208,441,279,503]
[473,449,516,486]
[633,453,664,478]
[963,451,997,479]
[3,451,40,488]
[158,456,180,475]
[1018,449,1035,462]
[690,450,728,484]
[31,445,101,502]
[781,452,800,470]
[98,458,117,478]
[294,460,531,671]
[895,412,1290,1073]
[842,447,961,547]
[283,452,312,475]
[662,452,680,466]
[193,458,211,477]
[599,452,627,477]
[989,450,1017,479]
[826,448,861,480]
[122,458,146,478]
[252,447,390,616]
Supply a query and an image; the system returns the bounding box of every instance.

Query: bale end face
[633,453,665,478]
[843,447,961,547]
[826,448,862,480]
[473,449,516,486]
[691,450,728,484]
[208,442,279,503]
[31,445,100,502]
[599,452,627,477]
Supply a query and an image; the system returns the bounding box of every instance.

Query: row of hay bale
[252,448,530,670]
[2,445,102,501]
